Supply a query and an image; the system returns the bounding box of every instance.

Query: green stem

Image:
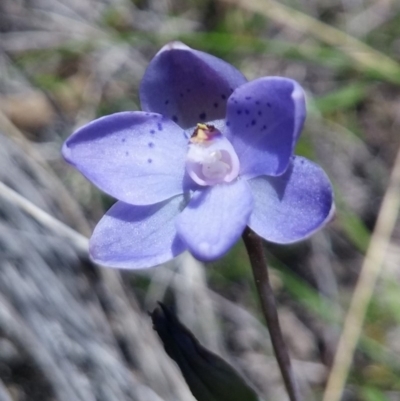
[242,227,301,401]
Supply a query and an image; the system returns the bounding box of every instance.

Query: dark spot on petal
[148,142,154,148]
[267,102,272,107]
[221,94,226,100]
[150,129,155,134]
[145,112,150,116]
[251,119,256,126]
[125,151,129,156]
[245,109,250,115]
[148,158,152,163]
[187,88,191,93]
[256,101,260,105]
[199,112,206,120]
[172,115,178,123]
[237,110,242,115]
[165,100,169,105]
[258,111,262,116]
[245,96,252,100]
[300,159,304,164]
[262,125,267,130]
[122,138,126,142]
[214,102,219,108]
[157,123,163,131]
[180,92,184,98]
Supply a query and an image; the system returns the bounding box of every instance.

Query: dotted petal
[226,77,306,178]
[63,111,188,205]
[140,42,247,129]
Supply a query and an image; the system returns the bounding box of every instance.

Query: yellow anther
[190,123,216,144]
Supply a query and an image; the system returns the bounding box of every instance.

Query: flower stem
[242,227,301,401]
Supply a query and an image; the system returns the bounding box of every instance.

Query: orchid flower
[62,42,334,269]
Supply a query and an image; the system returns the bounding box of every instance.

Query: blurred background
[0,0,400,400]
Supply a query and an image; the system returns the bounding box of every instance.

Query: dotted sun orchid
[62,42,334,269]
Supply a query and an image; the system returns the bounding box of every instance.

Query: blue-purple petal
[90,197,186,269]
[176,180,253,261]
[140,42,247,129]
[226,77,306,179]
[62,111,188,205]
[248,156,334,243]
